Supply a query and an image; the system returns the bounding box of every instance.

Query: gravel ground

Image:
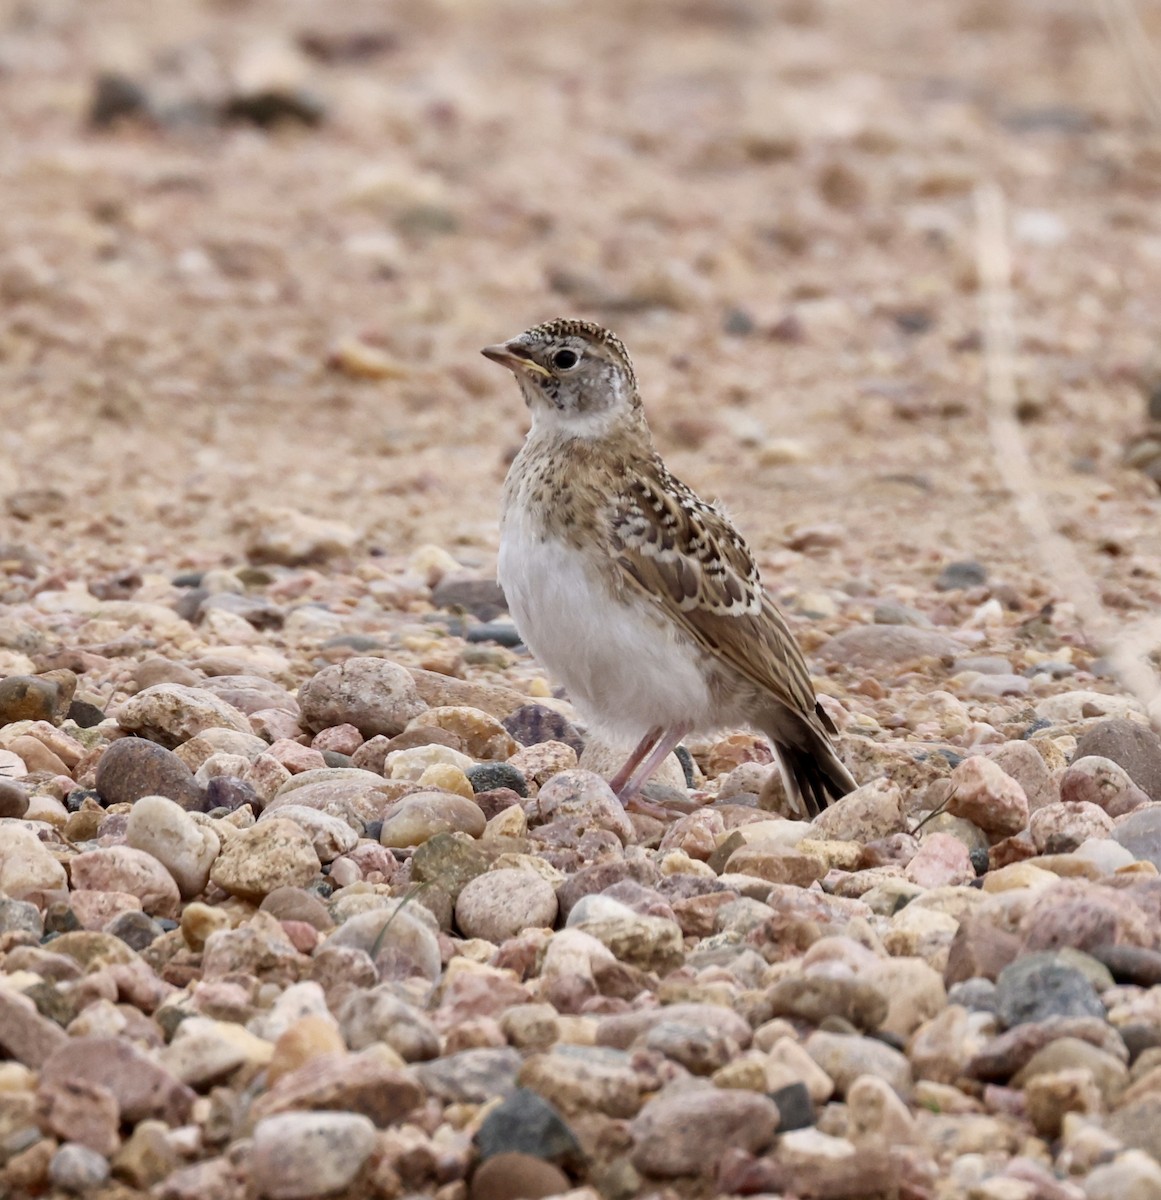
[3,1,1161,1198]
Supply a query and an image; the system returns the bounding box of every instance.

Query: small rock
[125,794,220,898]
[0,824,66,898]
[49,1142,111,1193]
[40,1035,193,1124]
[467,762,528,797]
[379,791,486,847]
[69,846,181,918]
[474,1087,582,1163]
[246,508,358,566]
[0,674,59,724]
[115,684,251,747]
[95,737,205,810]
[209,818,321,901]
[339,986,440,1061]
[534,769,634,843]
[1114,806,1161,870]
[947,756,1029,839]
[1082,1150,1161,1200]
[470,1153,570,1200]
[811,779,906,843]
[630,1084,779,1177]
[249,1110,376,1199]
[502,703,585,754]
[1075,718,1161,801]
[847,1074,920,1145]
[456,869,558,942]
[0,778,30,817]
[1029,801,1113,853]
[804,1031,912,1098]
[817,625,961,668]
[766,975,888,1030]
[417,1046,523,1103]
[935,560,988,590]
[408,706,517,759]
[328,905,442,982]
[298,657,426,737]
[905,832,976,887]
[995,953,1106,1027]
[1061,756,1149,815]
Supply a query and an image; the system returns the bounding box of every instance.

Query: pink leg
[608,727,662,796]
[616,723,692,808]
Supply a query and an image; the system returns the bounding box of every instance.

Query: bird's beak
[481,341,552,379]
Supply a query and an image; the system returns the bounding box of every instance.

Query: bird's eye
[551,348,579,371]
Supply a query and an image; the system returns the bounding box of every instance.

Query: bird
[481,317,857,818]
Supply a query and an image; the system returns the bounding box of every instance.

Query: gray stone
[50,1142,111,1193]
[474,1087,582,1164]
[1115,806,1161,870]
[995,953,1106,1028]
[1075,719,1161,801]
[415,1047,523,1103]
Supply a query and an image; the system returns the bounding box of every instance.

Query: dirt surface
[2,0,1159,609]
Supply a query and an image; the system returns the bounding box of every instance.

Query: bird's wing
[607,459,820,720]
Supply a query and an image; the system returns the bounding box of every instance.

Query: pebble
[995,953,1106,1027]
[934,560,988,590]
[533,769,635,843]
[327,904,442,982]
[408,705,518,759]
[502,703,586,754]
[811,778,906,843]
[69,846,181,918]
[245,508,358,566]
[455,868,558,941]
[629,1085,780,1177]
[467,762,529,797]
[125,795,220,897]
[260,804,358,862]
[94,738,205,810]
[115,683,252,745]
[0,777,30,817]
[249,1111,376,1199]
[817,624,961,667]
[1074,718,1161,801]
[0,674,60,724]
[804,1031,913,1098]
[297,657,427,737]
[209,818,321,900]
[470,1152,571,1200]
[379,790,486,846]
[49,1142,111,1193]
[1082,1150,1161,1200]
[766,975,888,1030]
[1061,756,1149,815]
[0,824,67,898]
[946,756,1030,838]
[1028,801,1114,853]
[1113,806,1161,870]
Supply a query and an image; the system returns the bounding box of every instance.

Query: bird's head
[482,318,644,440]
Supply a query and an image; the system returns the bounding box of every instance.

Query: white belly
[498,512,715,743]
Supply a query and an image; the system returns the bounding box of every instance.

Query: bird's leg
[616,723,692,813]
[608,726,662,796]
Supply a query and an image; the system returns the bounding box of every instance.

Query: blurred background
[0,0,1159,617]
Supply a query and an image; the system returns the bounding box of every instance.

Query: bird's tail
[762,703,857,820]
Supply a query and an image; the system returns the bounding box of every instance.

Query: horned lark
[482,318,856,817]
